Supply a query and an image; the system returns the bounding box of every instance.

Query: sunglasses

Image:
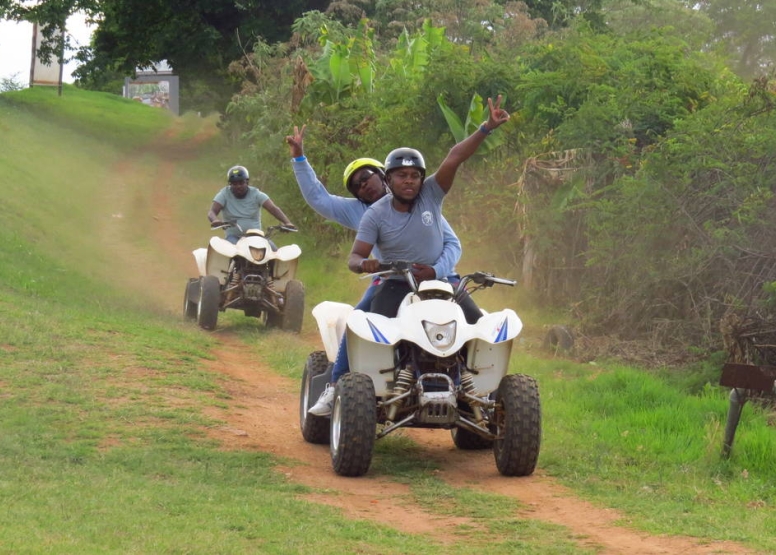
[351,169,375,190]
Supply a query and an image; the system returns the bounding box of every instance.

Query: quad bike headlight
[422,320,456,350]
[249,247,266,262]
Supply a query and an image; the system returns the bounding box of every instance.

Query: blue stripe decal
[495,318,508,343]
[367,318,390,344]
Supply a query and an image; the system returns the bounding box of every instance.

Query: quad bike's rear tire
[451,427,493,450]
[331,373,376,477]
[197,276,221,331]
[243,306,262,319]
[281,279,305,333]
[493,373,541,476]
[451,396,495,449]
[300,351,331,445]
[183,278,199,321]
[264,307,280,329]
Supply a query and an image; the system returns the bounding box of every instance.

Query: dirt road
[201,335,750,555]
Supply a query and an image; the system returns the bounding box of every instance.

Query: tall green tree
[603,0,713,50]
[580,74,776,344]
[694,0,776,79]
[2,0,329,111]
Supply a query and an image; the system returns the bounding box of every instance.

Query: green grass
[1,84,174,148]
[524,354,776,547]
[2,85,776,554]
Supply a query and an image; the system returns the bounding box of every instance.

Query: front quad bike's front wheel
[183,278,199,321]
[300,351,331,444]
[331,373,376,477]
[281,279,305,333]
[493,373,541,476]
[197,275,221,331]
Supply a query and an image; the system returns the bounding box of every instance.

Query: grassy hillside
[0,87,426,554]
[1,86,775,554]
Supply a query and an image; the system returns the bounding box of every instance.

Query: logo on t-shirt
[422,211,434,226]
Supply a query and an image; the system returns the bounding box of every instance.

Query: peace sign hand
[285,124,307,158]
[485,95,510,130]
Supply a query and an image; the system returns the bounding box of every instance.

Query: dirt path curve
[108,125,754,555]
[202,335,749,555]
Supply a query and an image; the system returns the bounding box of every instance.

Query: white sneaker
[308,384,335,416]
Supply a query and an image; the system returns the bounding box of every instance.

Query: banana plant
[304,19,447,106]
[390,19,449,79]
[306,20,377,104]
[437,92,507,153]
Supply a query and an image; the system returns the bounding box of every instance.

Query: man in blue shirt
[208,165,295,243]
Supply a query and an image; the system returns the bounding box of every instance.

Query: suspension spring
[387,368,414,422]
[394,368,413,395]
[460,370,484,423]
[460,370,477,396]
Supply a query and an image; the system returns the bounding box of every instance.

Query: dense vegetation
[5,0,776,358]
[216,4,776,358]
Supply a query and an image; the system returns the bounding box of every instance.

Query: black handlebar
[364,261,516,295]
[210,223,298,237]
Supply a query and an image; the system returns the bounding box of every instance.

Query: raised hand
[486,95,510,130]
[285,124,307,158]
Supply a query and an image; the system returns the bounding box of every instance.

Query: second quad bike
[184,224,304,332]
[300,262,541,477]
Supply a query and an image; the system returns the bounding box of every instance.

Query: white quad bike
[184,224,304,332]
[299,261,541,477]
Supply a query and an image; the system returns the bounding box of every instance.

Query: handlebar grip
[465,272,516,287]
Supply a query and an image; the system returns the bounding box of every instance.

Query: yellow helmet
[342,158,385,197]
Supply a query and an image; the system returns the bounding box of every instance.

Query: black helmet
[384,148,426,179]
[227,165,250,183]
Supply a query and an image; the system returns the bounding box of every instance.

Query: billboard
[123,66,179,115]
[126,79,172,109]
[30,23,64,87]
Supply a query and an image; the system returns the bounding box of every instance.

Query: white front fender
[192,248,208,278]
[275,244,302,262]
[192,236,234,281]
[471,309,523,343]
[346,310,405,346]
[209,236,238,257]
[311,301,354,362]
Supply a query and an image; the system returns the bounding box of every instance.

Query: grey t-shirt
[355,174,446,268]
[213,186,270,238]
[292,159,462,279]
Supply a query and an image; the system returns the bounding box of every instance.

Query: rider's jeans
[331,279,379,383]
